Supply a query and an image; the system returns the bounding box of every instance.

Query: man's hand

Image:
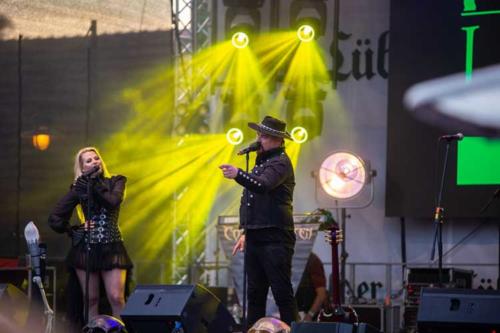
[303,312,314,322]
[232,234,245,256]
[219,164,238,179]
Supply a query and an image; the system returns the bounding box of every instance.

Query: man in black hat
[219,115,299,327]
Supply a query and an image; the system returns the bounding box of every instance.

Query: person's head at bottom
[82,315,127,333]
[248,317,291,333]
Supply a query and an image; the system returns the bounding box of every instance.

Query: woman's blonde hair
[73,147,112,223]
[73,147,110,181]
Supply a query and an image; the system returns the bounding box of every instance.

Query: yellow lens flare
[226,128,244,145]
[232,32,249,49]
[291,126,308,143]
[297,24,315,42]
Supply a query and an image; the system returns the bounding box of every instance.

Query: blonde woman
[48,147,132,326]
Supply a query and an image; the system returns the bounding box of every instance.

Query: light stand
[339,205,348,303]
[314,151,376,304]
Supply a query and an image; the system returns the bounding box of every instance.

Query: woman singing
[48,147,132,325]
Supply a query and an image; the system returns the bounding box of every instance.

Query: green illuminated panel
[457,137,500,185]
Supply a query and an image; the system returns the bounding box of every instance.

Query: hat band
[259,123,286,136]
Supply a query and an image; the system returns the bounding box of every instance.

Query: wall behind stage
[291,0,499,293]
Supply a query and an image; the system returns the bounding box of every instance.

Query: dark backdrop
[0,30,174,257]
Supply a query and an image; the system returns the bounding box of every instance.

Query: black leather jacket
[236,147,295,230]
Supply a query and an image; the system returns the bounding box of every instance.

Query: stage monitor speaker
[291,322,354,333]
[357,322,382,333]
[0,283,30,329]
[417,287,500,333]
[121,284,235,333]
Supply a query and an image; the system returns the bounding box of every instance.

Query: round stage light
[291,126,308,143]
[231,32,249,49]
[297,24,315,42]
[226,128,244,145]
[319,151,367,199]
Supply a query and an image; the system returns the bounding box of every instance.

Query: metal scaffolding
[171,0,212,284]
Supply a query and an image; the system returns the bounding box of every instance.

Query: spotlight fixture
[223,0,264,46]
[290,0,327,39]
[291,126,308,143]
[231,31,249,49]
[297,24,315,42]
[286,101,324,140]
[319,151,368,199]
[226,128,244,145]
[185,103,210,134]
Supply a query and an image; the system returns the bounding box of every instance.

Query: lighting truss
[171,0,212,284]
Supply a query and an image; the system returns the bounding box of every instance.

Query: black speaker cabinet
[291,322,355,333]
[417,287,500,333]
[121,284,235,333]
[349,305,400,333]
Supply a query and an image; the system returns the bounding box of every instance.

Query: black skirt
[66,241,133,272]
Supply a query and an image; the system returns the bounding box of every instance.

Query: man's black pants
[245,238,299,327]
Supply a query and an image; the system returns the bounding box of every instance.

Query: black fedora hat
[248,116,292,140]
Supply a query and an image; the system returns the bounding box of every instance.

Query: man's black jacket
[235,146,295,230]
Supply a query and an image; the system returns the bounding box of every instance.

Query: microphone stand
[430,139,452,287]
[242,151,250,333]
[84,176,93,324]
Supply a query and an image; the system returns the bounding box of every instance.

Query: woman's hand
[232,234,245,256]
[84,220,95,230]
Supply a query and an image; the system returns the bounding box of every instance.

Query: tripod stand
[33,275,55,333]
[430,137,455,287]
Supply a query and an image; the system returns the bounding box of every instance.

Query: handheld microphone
[24,221,42,278]
[237,141,261,155]
[82,165,100,178]
[439,133,464,141]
